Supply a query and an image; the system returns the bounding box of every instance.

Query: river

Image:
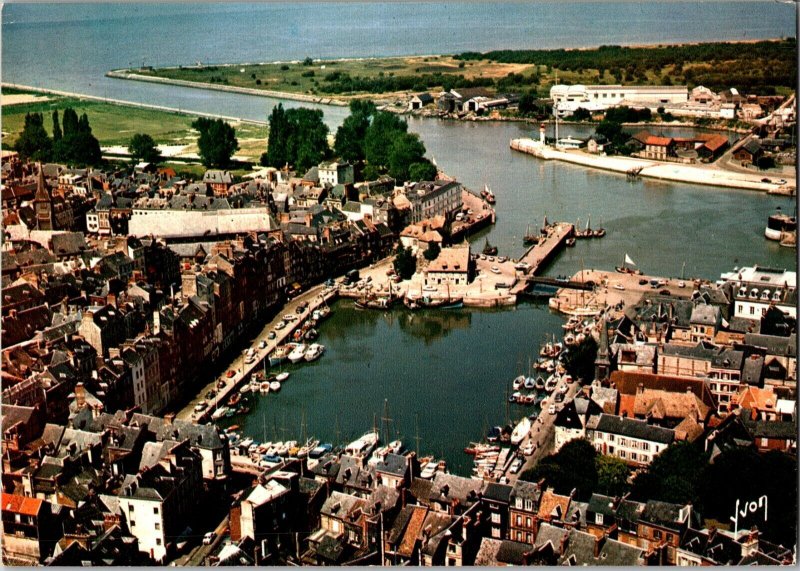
[2,2,796,472]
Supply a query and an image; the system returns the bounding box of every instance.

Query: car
[509,457,524,474]
[386,268,395,276]
[393,275,402,283]
[498,256,507,263]
[639,278,649,285]
[275,320,287,330]
[480,254,487,260]
[660,289,671,295]
[217,380,226,389]
[422,285,437,292]
[761,178,772,183]
[194,402,208,413]
[366,276,373,283]
[613,284,625,291]
[205,390,216,400]
[258,340,267,349]
[267,331,276,340]
[494,282,511,289]
[467,209,474,215]
[677,281,686,288]
[522,443,535,456]
[490,266,501,274]
[657,279,667,286]
[226,370,236,378]
[548,404,556,415]
[325,278,335,287]
[203,532,216,545]
[554,392,565,403]
[283,314,298,322]
[488,256,495,262]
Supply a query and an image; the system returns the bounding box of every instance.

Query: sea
[2,2,796,472]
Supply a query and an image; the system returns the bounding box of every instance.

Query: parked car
[203,532,216,545]
[548,404,556,415]
[205,390,216,400]
[217,380,226,389]
[509,457,524,474]
[283,314,298,322]
[490,266,501,274]
[275,320,287,330]
[226,370,236,378]
[194,402,208,413]
[522,442,535,456]
[267,331,276,340]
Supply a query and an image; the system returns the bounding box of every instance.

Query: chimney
[594,534,606,558]
[637,383,645,395]
[558,532,569,555]
[164,413,175,426]
[75,382,86,408]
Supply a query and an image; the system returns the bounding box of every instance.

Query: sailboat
[482,237,498,256]
[414,282,464,310]
[616,253,643,275]
[523,223,539,245]
[481,183,496,204]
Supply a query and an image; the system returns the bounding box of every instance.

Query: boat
[616,253,642,275]
[765,207,797,240]
[237,406,250,415]
[593,228,606,238]
[564,333,576,346]
[420,460,438,479]
[275,371,290,382]
[345,431,380,457]
[288,343,308,364]
[510,417,532,446]
[481,183,496,204]
[512,375,525,390]
[239,384,251,395]
[239,437,253,450]
[523,223,539,245]
[269,345,293,367]
[486,426,502,442]
[565,237,576,247]
[535,376,546,390]
[388,440,403,454]
[780,230,797,248]
[524,376,536,390]
[315,306,331,320]
[304,328,319,341]
[297,439,319,459]
[482,238,498,256]
[509,391,521,403]
[260,381,271,394]
[413,295,464,310]
[249,379,261,392]
[304,343,325,362]
[270,381,281,392]
[211,406,229,420]
[545,375,558,392]
[228,393,241,407]
[354,296,398,310]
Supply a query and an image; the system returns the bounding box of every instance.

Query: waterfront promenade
[510,138,795,192]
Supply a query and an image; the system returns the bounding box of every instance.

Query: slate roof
[593,414,675,444]
[483,482,513,504]
[375,453,407,477]
[640,499,685,530]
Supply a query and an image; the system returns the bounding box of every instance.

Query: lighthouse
[539,124,546,144]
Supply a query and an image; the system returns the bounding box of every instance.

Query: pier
[510,222,575,295]
[179,286,339,423]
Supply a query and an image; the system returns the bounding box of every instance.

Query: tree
[264,104,289,167]
[393,245,416,280]
[521,439,598,500]
[334,100,376,163]
[52,110,62,143]
[193,117,239,168]
[388,132,428,182]
[364,111,408,171]
[129,133,160,164]
[263,105,329,172]
[560,335,597,384]
[571,107,592,121]
[596,455,630,497]
[631,441,707,506]
[14,112,52,162]
[409,160,438,182]
[423,241,441,261]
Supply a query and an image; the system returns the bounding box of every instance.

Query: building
[508,480,541,544]
[588,414,675,467]
[409,93,434,110]
[201,170,234,197]
[550,84,688,116]
[642,136,676,160]
[720,265,797,323]
[318,162,354,187]
[481,483,512,539]
[405,180,462,224]
[1,492,57,564]
[423,245,472,287]
[732,139,763,165]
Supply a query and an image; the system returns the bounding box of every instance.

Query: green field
[1,90,267,161]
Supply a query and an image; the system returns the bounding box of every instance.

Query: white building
[719,265,797,321]
[550,84,688,116]
[588,414,674,467]
[424,245,471,287]
[406,180,462,224]
[318,162,354,186]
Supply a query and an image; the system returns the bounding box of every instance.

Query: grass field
[1,89,267,161]
[128,55,535,98]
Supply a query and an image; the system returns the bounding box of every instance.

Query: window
[153,507,159,514]
[654,530,662,539]
[526,517,532,527]
[491,513,501,524]
[516,515,522,526]
[595,513,604,525]
[130,520,136,527]
[156,538,162,546]
[155,522,161,530]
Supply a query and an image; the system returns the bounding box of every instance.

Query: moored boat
[275,371,290,382]
[270,381,281,392]
[270,345,293,367]
[260,382,270,394]
[512,375,525,390]
[510,417,532,446]
[766,207,797,241]
[288,343,308,364]
[304,343,325,362]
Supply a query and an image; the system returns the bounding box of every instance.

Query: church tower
[33,163,54,230]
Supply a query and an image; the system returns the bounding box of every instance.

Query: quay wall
[510,138,787,192]
[105,71,349,106]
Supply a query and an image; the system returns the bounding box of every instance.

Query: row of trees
[14,109,102,166]
[262,104,330,172]
[319,71,494,95]
[522,438,797,546]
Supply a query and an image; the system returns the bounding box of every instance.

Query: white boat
[250,380,261,391]
[297,439,319,459]
[524,376,535,390]
[388,440,403,454]
[211,407,229,420]
[510,417,532,446]
[420,461,438,479]
[345,431,379,457]
[275,371,290,382]
[276,442,290,456]
[270,381,281,392]
[545,375,558,392]
[304,343,325,362]
[512,375,525,390]
[239,437,253,449]
[260,382,270,394]
[239,385,251,395]
[288,343,308,364]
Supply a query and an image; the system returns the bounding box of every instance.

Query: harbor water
[3,2,796,471]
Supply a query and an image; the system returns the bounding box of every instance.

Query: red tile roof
[644,136,674,147]
[2,492,43,517]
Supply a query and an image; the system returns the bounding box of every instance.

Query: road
[173,516,229,566]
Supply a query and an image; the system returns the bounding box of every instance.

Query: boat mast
[414,413,421,457]
[381,399,392,445]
